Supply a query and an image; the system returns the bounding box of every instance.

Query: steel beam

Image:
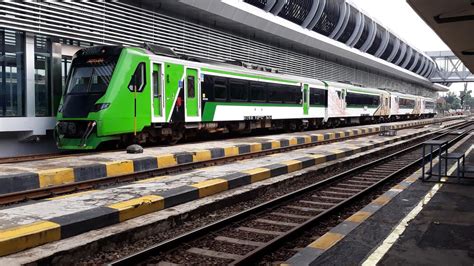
[263,0,277,12]
[408,52,420,71]
[334,3,351,40]
[360,20,376,52]
[329,2,347,39]
[374,29,389,58]
[347,11,363,46]
[394,42,407,66]
[301,0,321,28]
[387,38,400,62]
[307,0,326,30]
[401,47,413,68]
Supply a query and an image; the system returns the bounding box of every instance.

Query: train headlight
[93,103,111,112]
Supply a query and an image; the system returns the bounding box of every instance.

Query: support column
[25,32,35,117]
[51,42,62,115]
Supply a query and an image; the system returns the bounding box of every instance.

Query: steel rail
[109,121,472,265]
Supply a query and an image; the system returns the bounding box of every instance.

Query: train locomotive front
[56,46,152,149]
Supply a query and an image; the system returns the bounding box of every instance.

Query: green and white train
[56,45,436,150]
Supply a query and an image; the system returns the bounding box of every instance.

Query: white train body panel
[212,105,305,121]
[345,107,378,116]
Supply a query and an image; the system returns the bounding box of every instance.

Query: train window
[128,62,146,92]
[310,88,328,107]
[292,86,303,104]
[202,75,214,100]
[399,98,415,108]
[346,92,380,108]
[153,71,160,97]
[250,82,266,102]
[268,83,284,103]
[425,101,435,109]
[187,75,195,98]
[285,85,296,103]
[229,80,248,101]
[336,90,342,99]
[214,78,227,101]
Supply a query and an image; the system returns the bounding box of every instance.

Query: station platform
[286,132,474,266]
[0,122,450,259]
[0,117,460,196]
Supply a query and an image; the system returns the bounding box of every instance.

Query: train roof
[325,81,388,95]
[79,45,430,99]
[134,47,328,88]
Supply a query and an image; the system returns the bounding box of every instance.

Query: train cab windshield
[65,61,116,95]
[60,46,122,118]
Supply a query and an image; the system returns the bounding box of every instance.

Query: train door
[185,67,200,121]
[151,62,164,122]
[303,84,309,115]
[341,89,347,109]
[382,93,390,116]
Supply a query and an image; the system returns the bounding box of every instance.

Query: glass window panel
[187,75,195,98]
[35,55,51,116]
[0,29,25,117]
[229,80,247,101]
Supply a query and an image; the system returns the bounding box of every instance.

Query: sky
[349,0,472,95]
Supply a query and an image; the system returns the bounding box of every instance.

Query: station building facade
[0,0,443,157]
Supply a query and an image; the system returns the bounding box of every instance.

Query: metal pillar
[25,32,35,117]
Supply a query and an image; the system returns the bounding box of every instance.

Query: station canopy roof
[408,0,474,73]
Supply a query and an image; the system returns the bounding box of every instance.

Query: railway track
[0,121,432,205]
[0,119,434,165]
[110,122,472,265]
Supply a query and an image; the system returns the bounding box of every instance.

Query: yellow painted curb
[191,178,228,198]
[0,221,61,256]
[105,160,134,176]
[244,167,272,183]
[157,154,177,168]
[271,140,281,149]
[346,211,372,223]
[371,195,392,206]
[309,154,327,164]
[283,160,303,173]
[224,146,239,157]
[38,168,75,188]
[108,195,164,222]
[308,232,344,250]
[249,143,262,153]
[193,150,212,162]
